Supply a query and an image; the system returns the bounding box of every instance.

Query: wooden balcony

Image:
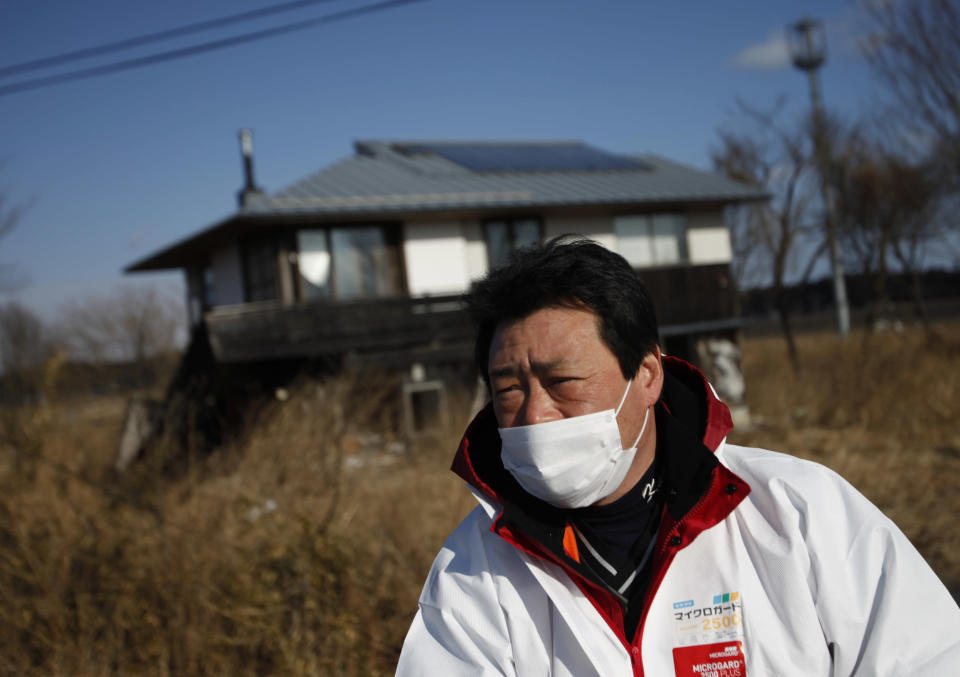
[206,294,475,367]
[205,263,738,366]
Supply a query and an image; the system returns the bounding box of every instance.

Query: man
[396,238,960,676]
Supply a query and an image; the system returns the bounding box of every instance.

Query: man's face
[489,306,641,434]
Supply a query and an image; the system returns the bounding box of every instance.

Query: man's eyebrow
[531,359,568,374]
[489,360,569,380]
[488,365,518,380]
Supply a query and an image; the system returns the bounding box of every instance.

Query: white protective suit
[397,358,960,676]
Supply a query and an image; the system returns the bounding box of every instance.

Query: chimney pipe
[237,128,264,208]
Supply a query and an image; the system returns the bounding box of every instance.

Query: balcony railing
[205,263,738,365]
[206,293,474,365]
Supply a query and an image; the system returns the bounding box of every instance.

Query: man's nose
[518,383,555,426]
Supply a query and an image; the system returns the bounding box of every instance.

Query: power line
[0,0,426,98]
[0,0,349,80]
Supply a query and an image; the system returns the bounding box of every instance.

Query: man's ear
[635,346,664,406]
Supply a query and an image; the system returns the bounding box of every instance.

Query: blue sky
[0,0,882,319]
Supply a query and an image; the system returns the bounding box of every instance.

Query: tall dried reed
[0,371,474,676]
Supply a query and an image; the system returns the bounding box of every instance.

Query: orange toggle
[563,523,580,563]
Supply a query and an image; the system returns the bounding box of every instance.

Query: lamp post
[787,18,850,338]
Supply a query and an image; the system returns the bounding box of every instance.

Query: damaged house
[123,136,765,458]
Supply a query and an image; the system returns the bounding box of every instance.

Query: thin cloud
[731,30,792,70]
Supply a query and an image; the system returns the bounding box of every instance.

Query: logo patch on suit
[671,593,745,676]
[672,641,745,677]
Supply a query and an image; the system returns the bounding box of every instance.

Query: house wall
[403,221,472,295]
[463,220,488,282]
[685,210,732,265]
[543,210,730,266]
[214,208,730,305]
[211,243,245,306]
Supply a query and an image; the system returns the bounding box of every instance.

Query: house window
[484,217,542,268]
[331,226,403,299]
[241,237,279,302]
[294,224,404,300]
[614,214,686,268]
[296,230,331,300]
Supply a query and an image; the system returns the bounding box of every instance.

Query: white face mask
[498,380,649,509]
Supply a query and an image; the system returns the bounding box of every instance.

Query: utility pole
[787,18,850,338]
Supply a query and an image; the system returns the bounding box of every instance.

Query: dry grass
[0,374,474,676]
[0,323,957,675]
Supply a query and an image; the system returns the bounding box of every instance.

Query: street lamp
[787,18,851,338]
[787,18,826,71]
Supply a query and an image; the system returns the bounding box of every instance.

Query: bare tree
[713,102,820,371]
[59,285,183,389]
[887,158,941,329]
[0,186,27,292]
[860,0,960,184]
[830,133,941,330]
[0,302,59,478]
[0,192,18,241]
[0,302,54,401]
[718,164,765,293]
[829,129,895,324]
[854,0,959,327]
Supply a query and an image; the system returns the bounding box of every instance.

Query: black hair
[466,235,659,385]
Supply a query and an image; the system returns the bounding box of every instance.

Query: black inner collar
[570,458,662,566]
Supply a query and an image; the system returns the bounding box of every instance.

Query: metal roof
[127,140,767,271]
[248,140,766,215]
[399,141,651,172]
